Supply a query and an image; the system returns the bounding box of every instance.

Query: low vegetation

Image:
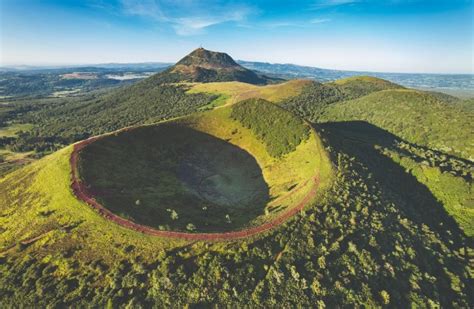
[188,79,311,106]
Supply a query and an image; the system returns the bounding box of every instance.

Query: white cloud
[260,18,331,29]
[313,0,361,8]
[310,18,332,24]
[119,0,253,35]
[262,21,303,29]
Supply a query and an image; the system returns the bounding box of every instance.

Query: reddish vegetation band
[70,136,320,241]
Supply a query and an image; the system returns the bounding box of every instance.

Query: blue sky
[1,0,472,73]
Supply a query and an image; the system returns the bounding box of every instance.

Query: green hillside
[279,78,473,236]
[4,84,216,154]
[281,76,403,120]
[319,89,473,161]
[329,76,404,98]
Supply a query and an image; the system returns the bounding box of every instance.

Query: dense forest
[0,69,161,98]
[0,84,216,154]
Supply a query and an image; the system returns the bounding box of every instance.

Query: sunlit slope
[253,76,405,120]
[278,78,473,236]
[315,88,474,236]
[187,79,312,107]
[320,89,473,161]
[0,85,471,307]
[328,76,404,98]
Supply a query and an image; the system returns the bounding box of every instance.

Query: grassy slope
[0,146,185,261]
[0,123,36,176]
[187,79,311,106]
[0,123,33,138]
[0,100,330,250]
[320,89,473,161]
[384,147,474,236]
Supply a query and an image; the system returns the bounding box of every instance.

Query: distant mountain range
[2,55,473,97]
[0,62,172,73]
[237,60,474,97]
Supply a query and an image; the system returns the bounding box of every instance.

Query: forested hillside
[1,84,215,154]
[319,89,473,161]
[279,78,473,236]
[281,76,402,121]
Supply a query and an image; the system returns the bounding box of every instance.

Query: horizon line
[1,60,473,76]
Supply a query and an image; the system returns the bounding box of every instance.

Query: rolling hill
[319,88,473,161]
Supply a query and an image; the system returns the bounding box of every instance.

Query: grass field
[0,123,36,176]
[187,79,312,106]
[0,123,33,137]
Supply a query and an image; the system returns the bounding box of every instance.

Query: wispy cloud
[313,0,361,8]
[310,18,332,24]
[262,21,305,29]
[121,0,166,20]
[119,0,254,35]
[262,18,332,29]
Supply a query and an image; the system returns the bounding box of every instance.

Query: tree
[379,290,390,305]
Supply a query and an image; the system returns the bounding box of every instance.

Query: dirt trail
[70,135,320,241]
